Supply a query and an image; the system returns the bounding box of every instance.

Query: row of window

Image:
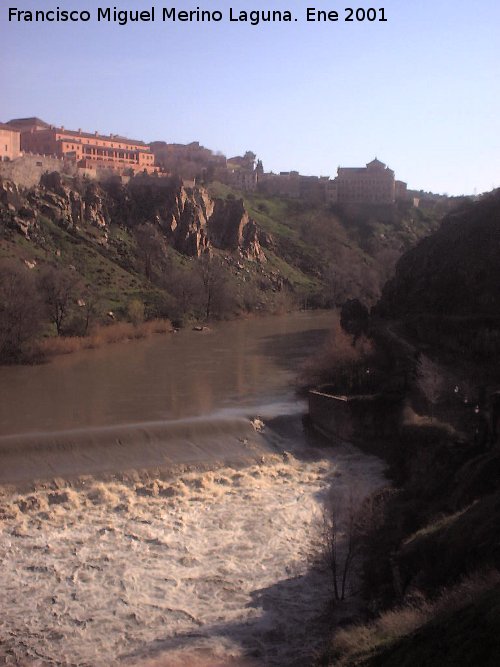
[57,135,143,151]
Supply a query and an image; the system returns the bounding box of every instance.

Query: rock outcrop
[208,198,264,260]
[0,174,266,262]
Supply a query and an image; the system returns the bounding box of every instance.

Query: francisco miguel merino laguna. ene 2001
[8,6,300,25]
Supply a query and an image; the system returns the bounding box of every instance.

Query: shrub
[126,298,145,326]
[300,314,375,392]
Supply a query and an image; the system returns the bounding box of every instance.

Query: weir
[0,416,266,484]
[0,312,387,665]
[0,312,336,483]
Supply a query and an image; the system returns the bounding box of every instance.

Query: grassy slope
[208,183,322,291]
[1,180,442,321]
[0,215,152,314]
[209,183,441,305]
[358,585,500,667]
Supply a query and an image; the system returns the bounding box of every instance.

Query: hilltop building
[2,117,413,206]
[224,152,260,191]
[7,117,156,174]
[0,123,21,161]
[7,117,50,133]
[150,141,226,180]
[328,158,408,204]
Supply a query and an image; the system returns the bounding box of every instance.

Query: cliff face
[376,191,500,319]
[0,173,266,262]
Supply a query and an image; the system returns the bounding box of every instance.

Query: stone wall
[0,155,78,188]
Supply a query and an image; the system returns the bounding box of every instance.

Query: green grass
[265,250,319,290]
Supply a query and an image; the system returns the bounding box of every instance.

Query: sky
[1,0,499,195]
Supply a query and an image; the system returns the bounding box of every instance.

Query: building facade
[0,123,21,161]
[150,141,226,180]
[7,118,156,174]
[328,158,407,204]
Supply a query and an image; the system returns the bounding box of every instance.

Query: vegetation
[376,189,500,368]
[327,571,500,667]
[0,258,43,362]
[307,192,500,666]
[0,172,442,364]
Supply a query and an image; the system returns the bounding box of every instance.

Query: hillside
[375,189,500,365]
[306,190,500,666]
[0,170,440,362]
[377,190,500,318]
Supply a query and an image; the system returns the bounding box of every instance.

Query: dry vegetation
[330,569,500,665]
[300,314,374,392]
[36,319,173,357]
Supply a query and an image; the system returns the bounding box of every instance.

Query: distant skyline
[1,0,499,195]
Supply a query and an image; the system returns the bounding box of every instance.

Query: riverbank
[304,321,500,666]
[35,318,174,359]
[5,306,320,366]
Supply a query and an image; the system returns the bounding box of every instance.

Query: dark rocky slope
[314,191,500,666]
[376,190,500,319]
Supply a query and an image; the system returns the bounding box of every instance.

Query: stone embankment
[308,385,404,448]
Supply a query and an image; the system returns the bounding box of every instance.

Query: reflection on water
[0,312,334,436]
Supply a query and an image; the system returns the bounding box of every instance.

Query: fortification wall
[0,155,78,188]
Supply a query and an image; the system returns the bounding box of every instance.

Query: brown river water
[0,311,386,666]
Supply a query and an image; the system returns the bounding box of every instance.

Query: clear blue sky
[1,0,499,194]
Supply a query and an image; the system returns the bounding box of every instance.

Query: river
[0,311,385,666]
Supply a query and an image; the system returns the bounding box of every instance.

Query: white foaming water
[0,443,384,667]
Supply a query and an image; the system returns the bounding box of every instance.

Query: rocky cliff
[0,172,266,262]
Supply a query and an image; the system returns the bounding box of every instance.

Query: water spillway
[0,416,266,484]
[0,312,386,665]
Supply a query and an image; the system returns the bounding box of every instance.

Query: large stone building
[150,141,226,180]
[328,158,408,204]
[7,118,156,174]
[257,171,329,201]
[0,123,21,161]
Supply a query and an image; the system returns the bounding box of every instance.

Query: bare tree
[134,223,166,281]
[162,263,204,318]
[0,259,43,362]
[37,266,81,335]
[126,298,145,326]
[195,254,235,320]
[322,487,365,601]
[80,289,100,336]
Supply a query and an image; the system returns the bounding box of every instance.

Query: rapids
[0,312,386,665]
